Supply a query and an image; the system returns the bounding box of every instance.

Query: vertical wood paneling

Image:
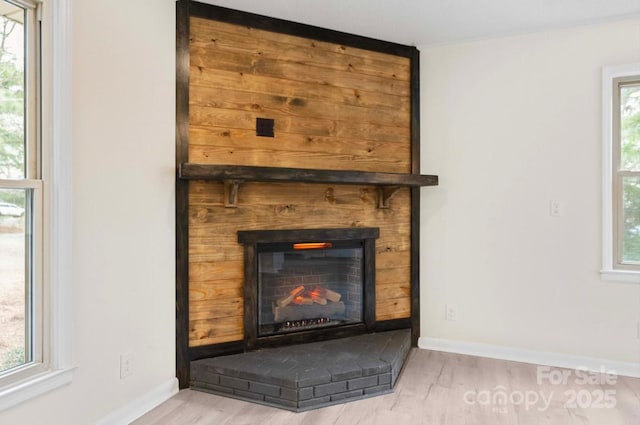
[188,182,411,346]
[188,16,411,173]
[185,15,415,348]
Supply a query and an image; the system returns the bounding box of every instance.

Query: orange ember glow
[293,242,333,250]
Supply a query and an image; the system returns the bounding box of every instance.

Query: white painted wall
[2,1,639,422]
[420,18,640,364]
[0,0,177,423]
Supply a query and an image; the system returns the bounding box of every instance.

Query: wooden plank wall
[188,17,413,347]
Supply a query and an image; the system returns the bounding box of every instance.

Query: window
[0,0,44,381]
[0,0,72,410]
[613,77,640,268]
[602,64,640,282]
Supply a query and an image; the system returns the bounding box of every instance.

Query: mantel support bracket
[224,179,244,208]
[377,186,401,209]
[224,181,402,209]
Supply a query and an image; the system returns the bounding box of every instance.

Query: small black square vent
[256,118,275,137]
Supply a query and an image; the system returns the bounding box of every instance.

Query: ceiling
[201,0,640,46]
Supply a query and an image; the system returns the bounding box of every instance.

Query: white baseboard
[418,337,640,378]
[95,377,179,425]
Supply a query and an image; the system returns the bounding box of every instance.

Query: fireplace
[257,240,364,335]
[238,228,379,350]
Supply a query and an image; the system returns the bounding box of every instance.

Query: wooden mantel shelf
[179,163,439,186]
[179,163,439,209]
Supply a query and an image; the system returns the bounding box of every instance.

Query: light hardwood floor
[134,349,640,424]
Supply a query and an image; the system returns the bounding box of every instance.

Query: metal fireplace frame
[238,227,379,351]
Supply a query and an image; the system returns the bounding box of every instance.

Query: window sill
[600,269,640,284]
[0,367,74,412]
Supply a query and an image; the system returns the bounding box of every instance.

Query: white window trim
[0,0,73,411]
[601,63,640,284]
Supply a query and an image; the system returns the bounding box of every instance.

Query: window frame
[0,0,44,383]
[601,63,640,283]
[612,76,640,270]
[0,0,73,411]
[0,180,44,388]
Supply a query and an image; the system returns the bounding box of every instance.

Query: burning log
[293,295,313,305]
[311,293,327,305]
[277,285,305,307]
[313,286,341,303]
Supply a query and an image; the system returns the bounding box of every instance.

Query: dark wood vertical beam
[243,244,257,352]
[363,238,376,330]
[175,0,191,389]
[410,47,421,347]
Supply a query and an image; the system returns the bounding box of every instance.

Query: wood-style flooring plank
[134,349,640,425]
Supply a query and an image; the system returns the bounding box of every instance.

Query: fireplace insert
[257,239,364,336]
[238,228,379,350]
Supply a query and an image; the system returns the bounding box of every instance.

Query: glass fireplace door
[257,240,364,336]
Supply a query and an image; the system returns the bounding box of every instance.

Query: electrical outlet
[120,353,133,379]
[445,304,458,321]
[550,200,563,217]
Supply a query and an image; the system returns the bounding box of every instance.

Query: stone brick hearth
[190,329,411,411]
